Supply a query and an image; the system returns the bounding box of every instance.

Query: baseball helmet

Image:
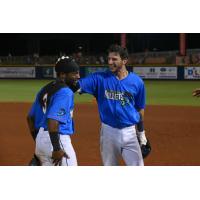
[141,138,151,159]
[55,56,79,73]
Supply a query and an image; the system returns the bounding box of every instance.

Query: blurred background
[1,33,200,103]
[0,33,199,66]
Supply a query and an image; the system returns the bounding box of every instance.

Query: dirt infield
[0,102,200,166]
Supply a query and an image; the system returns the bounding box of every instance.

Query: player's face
[108,52,127,72]
[64,71,80,86]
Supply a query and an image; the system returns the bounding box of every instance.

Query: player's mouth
[109,64,117,71]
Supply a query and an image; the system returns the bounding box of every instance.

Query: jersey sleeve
[78,73,98,95]
[135,80,146,110]
[47,89,73,124]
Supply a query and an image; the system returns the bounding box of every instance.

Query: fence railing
[1,49,200,65]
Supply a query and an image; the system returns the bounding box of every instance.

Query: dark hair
[108,44,128,59]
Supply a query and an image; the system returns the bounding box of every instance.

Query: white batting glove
[137,131,147,146]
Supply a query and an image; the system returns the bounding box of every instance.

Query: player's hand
[192,89,200,97]
[52,150,69,166]
[137,131,147,146]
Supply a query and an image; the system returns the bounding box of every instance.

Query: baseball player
[27,56,80,166]
[193,88,200,97]
[77,44,148,166]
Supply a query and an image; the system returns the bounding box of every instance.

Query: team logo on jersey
[105,90,134,106]
[57,108,66,116]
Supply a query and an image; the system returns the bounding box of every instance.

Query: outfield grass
[0,79,93,103]
[0,79,200,106]
[145,80,200,106]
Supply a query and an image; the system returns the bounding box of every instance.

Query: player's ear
[123,58,128,65]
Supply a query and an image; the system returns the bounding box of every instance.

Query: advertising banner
[85,66,108,76]
[0,67,35,78]
[184,67,200,79]
[133,66,177,79]
[42,67,54,78]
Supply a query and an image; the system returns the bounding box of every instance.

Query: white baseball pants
[100,123,144,166]
[35,128,77,166]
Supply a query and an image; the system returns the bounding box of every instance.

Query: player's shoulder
[129,72,144,83]
[55,87,73,96]
[93,70,113,78]
[91,70,110,77]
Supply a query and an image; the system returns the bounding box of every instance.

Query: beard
[65,79,79,93]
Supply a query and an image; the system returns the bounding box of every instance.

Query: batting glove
[137,131,147,146]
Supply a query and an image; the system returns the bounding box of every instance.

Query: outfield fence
[0,65,200,80]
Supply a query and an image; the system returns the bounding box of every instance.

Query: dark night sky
[0,33,200,56]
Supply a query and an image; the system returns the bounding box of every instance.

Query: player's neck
[115,67,129,80]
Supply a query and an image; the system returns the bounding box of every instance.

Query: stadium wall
[0,65,200,80]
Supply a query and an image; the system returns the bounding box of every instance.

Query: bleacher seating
[1,49,200,65]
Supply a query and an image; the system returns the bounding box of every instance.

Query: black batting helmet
[55,56,79,73]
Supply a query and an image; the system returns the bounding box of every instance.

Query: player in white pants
[78,45,148,166]
[35,128,77,166]
[27,56,80,166]
[100,123,144,166]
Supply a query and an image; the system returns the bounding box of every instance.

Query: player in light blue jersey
[27,56,80,166]
[78,44,150,166]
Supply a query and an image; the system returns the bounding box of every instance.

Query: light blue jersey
[28,82,74,135]
[78,70,145,129]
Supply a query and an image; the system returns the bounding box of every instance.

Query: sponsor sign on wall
[133,67,177,79]
[0,67,35,78]
[184,67,200,79]
[85,66,108,76]
[42,67,54,78]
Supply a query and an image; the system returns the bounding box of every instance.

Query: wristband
[137,131,147,145]
[137,113,144,132]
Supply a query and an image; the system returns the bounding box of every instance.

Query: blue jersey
[28,82,74,135]
[78,70,145,129]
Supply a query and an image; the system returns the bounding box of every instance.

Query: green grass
[0,79,200,106]
[0,79,94,103]
[145,80,200,106]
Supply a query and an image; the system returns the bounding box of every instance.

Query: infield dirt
[0,103,200,166]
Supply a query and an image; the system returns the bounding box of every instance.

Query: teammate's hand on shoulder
[52,150,69,166]
[137,131,147,146]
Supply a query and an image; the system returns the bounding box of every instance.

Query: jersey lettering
[105,90,134,106]
[42,93,48,113]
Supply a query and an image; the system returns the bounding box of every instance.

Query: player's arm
[27,115,37,141]
[47,90,72,165]
[48,118,69,166]
[27,93,40,141]
[136,109,147,145]
[135,80,147,145]
[77,73,98,95]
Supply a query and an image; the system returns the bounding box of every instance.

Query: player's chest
[99,79,138,101]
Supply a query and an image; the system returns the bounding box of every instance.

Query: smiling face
[108,52,128,73]
[59,71,80,87]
